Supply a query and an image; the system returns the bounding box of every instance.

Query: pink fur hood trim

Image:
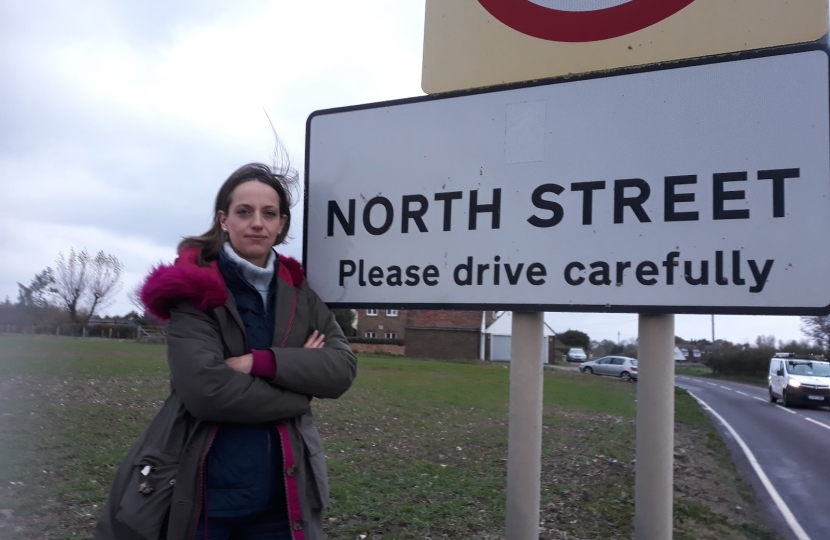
[140,247,305,321]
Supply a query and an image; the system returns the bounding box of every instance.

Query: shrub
[556,329,590,350]
[708,347,773,377]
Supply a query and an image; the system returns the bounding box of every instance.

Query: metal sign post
[506,312,544,539]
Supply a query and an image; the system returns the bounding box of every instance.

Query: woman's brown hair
[180,162,298,266]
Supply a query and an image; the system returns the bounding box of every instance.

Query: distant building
[355,309,406,340]
[484,311,556,363]
[404,310,497,360]
[354,309,563,361]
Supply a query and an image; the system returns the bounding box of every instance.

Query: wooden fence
[1,324,166,342]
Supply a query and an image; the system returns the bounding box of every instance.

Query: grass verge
[0,335,777,539]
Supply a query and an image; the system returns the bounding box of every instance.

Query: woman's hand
[225,332,322,376]
[304,330,325,349]
[226,353,253,374]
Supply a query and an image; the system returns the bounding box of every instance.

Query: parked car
[768,356,830,407]
[566,347,587,362]
[579,356,638,381]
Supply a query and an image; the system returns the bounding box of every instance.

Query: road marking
[775,405,797,415]
[687,391,812,540]
[736,391,749,396]
[692,378,703,383]
[753,397,767,403]
[805,417,830,432]
[707,382,718,387]
[720,385,731,390]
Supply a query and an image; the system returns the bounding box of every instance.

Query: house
[404,310,496,360]
[355,309,557,362]
[484,311,557,363]
[355,309,406,340]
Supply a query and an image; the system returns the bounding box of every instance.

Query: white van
[768,356,830,407]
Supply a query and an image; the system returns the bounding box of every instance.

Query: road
[676,376,830,540]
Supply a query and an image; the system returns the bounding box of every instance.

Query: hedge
[707,347,774,378]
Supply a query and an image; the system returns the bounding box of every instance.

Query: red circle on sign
[477,0,696,42]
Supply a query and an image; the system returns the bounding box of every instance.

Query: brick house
[355,309,406,340]
[404,310,497,360]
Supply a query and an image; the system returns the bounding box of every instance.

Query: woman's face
[218,180,287,268]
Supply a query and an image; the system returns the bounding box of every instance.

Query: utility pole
[711,315,715,343]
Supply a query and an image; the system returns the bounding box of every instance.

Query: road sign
[305,49,830,315]
[422,0,828,93]
[476,0,695,42]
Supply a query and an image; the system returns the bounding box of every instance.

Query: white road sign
[305,49,830,315]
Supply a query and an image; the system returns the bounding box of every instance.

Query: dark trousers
[192,512,292,540]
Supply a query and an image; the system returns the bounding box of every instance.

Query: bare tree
[52,248,88,323]
[755,334,776,349]
[52,248,124,324]
[801,316,830,351]
[86,251,124,321]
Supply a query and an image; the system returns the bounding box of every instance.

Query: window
[385,333,397,339]
[366,309,378,316]
[610,358,624,365]
[364,331,376,338]
[386,309,398,317]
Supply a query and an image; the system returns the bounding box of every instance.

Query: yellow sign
[422,0,828,94]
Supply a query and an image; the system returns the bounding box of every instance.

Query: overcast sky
[1,0,817,346]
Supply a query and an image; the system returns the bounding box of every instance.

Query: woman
[95,163,357,540]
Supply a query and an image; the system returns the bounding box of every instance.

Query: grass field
[0,336,777,539]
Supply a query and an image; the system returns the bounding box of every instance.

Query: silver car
[579,356,638,381]
[566,347,588,362]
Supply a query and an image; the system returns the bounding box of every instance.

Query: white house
[482,311,557,363]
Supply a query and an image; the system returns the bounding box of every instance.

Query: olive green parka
[94,249,357,540]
